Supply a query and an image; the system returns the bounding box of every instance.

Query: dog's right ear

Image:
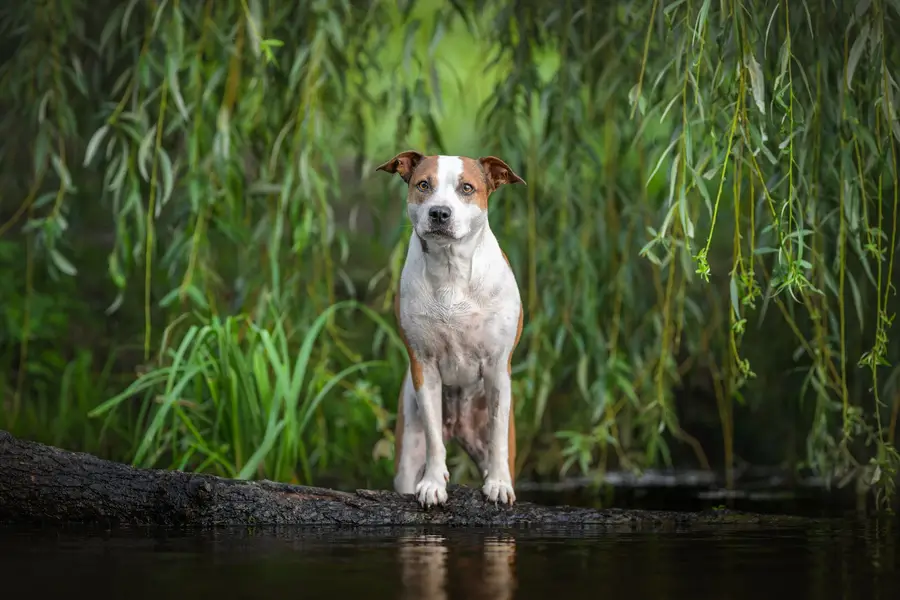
[375,151,425,184]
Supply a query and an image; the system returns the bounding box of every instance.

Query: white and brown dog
[376,151,525,508]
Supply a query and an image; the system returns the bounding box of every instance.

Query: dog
[376,151,526,508]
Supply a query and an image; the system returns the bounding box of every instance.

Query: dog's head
[376,152,525,245]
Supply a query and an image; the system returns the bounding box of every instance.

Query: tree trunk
[0,430,808,528]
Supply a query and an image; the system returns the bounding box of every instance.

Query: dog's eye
[461,183,474,194]
[416,180,431,192]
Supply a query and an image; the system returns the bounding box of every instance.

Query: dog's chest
[405,282,505,386]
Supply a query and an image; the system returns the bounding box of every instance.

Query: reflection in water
[399,535,449,600]
[481,536,517,600]
[398,533,516,600]
[0,519,897,599]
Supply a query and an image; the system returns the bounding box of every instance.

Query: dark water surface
[1,518,897,599]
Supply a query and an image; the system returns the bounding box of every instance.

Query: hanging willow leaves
[1,0,899,502]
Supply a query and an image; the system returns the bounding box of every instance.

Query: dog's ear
[376,151,425,184]
[478,156,526,192]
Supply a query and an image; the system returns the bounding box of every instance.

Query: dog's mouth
[421,228,457,240]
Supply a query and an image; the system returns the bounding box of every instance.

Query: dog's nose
[428,205,452,225]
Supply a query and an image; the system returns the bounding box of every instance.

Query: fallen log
[0,429,813,529]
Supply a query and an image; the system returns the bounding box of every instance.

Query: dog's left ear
[478,156,526,192]
[376,150,425,184]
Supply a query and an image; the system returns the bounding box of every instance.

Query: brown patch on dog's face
[440,156,527,211]
[405,156,440,205]
[458,158,492,210]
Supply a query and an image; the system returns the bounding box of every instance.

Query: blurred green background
[1,0,899,506]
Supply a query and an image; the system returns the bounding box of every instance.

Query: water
[1,518,897,599]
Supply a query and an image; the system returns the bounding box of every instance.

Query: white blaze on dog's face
[376,151,525,244]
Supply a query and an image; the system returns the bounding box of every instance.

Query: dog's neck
[415,222,489,290]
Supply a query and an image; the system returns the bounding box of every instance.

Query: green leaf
[745,52,766,114]
[50,248,77,276]
[845,22,870,92]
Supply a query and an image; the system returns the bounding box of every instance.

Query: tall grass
[88,300,399,482]
[1,0,899,505]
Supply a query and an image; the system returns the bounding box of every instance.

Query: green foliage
[1,0,900,506]
[88,300,399,482]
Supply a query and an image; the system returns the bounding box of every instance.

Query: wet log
[0,430,811,529]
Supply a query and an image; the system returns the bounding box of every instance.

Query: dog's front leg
[482,362,516,505]
[414,363,449,507]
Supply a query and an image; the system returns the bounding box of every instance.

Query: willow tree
[1,0,898,505]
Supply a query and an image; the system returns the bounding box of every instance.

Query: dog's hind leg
[394,368,427,495]
[454,387,491,478]
[455,385,517,486]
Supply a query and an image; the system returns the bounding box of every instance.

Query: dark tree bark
[0,430,811,529]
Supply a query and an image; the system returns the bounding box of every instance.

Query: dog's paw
[482,478,516,505]
[415,468,449,508]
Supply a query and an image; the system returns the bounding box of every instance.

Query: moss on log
[0,430,815,529]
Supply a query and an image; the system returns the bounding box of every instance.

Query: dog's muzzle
[428,205,452,225]
[422,205,455,238]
